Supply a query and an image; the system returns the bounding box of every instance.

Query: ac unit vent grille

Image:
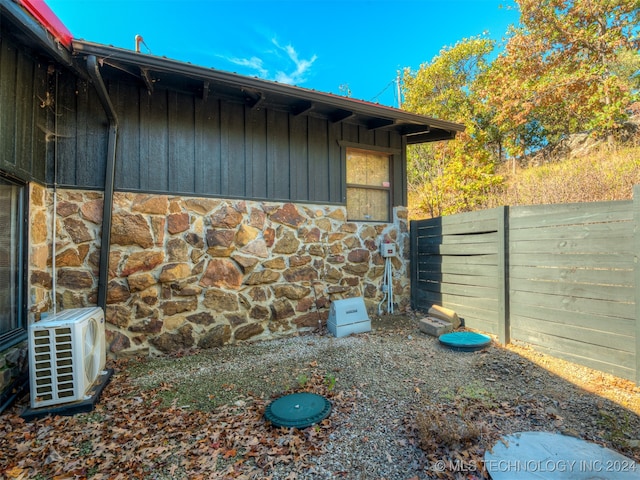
[29,307,105,409]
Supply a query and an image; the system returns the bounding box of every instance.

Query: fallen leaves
[0,363,355,479]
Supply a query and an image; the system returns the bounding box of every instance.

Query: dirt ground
[1,314,639,479]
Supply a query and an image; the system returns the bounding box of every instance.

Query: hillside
[490,144,640,208]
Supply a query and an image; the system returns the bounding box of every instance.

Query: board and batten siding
[52,74,405,206]
[0,34,50,183]
[411,192,640,383]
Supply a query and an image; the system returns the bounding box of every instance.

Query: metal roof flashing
[71,40,465,144]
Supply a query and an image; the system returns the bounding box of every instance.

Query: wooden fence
[410,186,640,383]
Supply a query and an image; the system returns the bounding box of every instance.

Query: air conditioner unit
[29,307,106,409]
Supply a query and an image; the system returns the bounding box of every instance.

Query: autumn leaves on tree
[402,0,639,218]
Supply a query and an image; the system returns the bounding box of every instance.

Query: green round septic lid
[439,331,491,352]
[264,392,331,428]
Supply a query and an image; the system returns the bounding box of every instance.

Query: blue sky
[46,0,520,107]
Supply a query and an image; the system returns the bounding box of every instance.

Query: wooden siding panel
[266,109,290,200]
[0,38,17,170]
[195,97,222,195]
[143,89,169,192]
[308,116,328,202]
[168,91,195,193]
[289,114,308,201]
[115,83,141,190]
[328,122,342,203]
[221,102,246,197]
[56,72,80,186]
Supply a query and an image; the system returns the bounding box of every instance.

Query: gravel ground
[128,314,640,479]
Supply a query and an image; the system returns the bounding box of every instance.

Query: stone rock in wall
[270,203,306,228]
[53,246,88,268]
[240,239,269,258]
[206,229,235,257]
[107,330,131,354]
[303,227,321,243]
[121,250,164,277]
[167,238,189,262]
[185,232,204,248]
[283,265,317,283]
[210,205,243,228]
[341,223,358,233]
[296,296,314,312]
[235,224,259,247]
[263,227,275,247]
[150,324,194,353]
[134,301,157,320]
[200,259,243,289]
[225,313,247,327]
[271,298,295,321]
[106,305,131,328]
[327,208,346,221]
[342,263,369,276]
[167,212,190,234]
[111,213,154,248]
[293,311,322,328]
[262,257,285,269]
[347,249,370,263]
[63,217,93,244]
[186,312,216,326]
[131,195,169,215]
[171,282,202,296]
[234,322,264,341]
[161,297,197,316]
[57,269,94,289]
[57,290,86,309]
[203,289,239,312]
[57,201,79,217]
[289,255,311,267]
[31,211,47,244]
[129,317,162,333]
[231,254,259,273]
[184,198,220,215]
[80,199,103,224]
[151,217,166,247]
[273,284,310,300]
[31,270,52,288]
[273,231,300,254]
[127,272,157,292]
[244,269,280,285]
[159,263,191,283]
[247,287,268,302]
[249,305,270,320]
[249,209,265,229]
[107,280,131,303]
[198,324,231,348]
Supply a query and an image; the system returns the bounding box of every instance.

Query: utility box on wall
[327,297,371,338]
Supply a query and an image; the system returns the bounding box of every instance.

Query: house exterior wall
[53,73,408,207]
[28,187,410,356]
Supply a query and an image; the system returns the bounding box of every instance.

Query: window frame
[344,145,398,223]
[0,172,28,351]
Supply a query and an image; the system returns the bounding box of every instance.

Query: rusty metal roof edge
[71,39,465,134]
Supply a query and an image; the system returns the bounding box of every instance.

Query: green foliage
[483,0,640,156]
[402,0,639,218]
[403,37,504,217]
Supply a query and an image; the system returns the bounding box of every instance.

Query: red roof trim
[18,0,72,48]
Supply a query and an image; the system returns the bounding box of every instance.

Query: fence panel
[411,207,506,336]
[509,201,636,380]
[410,195,639,383]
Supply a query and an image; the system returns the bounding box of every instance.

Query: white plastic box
[327,297,371,338]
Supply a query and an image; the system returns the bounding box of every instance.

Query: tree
[403,37,503,217]
[484,0,640,156]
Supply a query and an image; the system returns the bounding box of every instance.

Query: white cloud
[220,37,317,86]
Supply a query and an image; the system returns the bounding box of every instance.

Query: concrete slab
[485,431,640,479]
[418,317,453,337]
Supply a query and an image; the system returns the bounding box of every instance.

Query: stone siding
[28,188,410,356]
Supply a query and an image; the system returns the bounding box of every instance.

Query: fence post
[410,220,418,311]
[497,206,510,345]
[634,186,640,385]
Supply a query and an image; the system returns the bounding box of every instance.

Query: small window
[0,174,26,349]
[346,148,391,222]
